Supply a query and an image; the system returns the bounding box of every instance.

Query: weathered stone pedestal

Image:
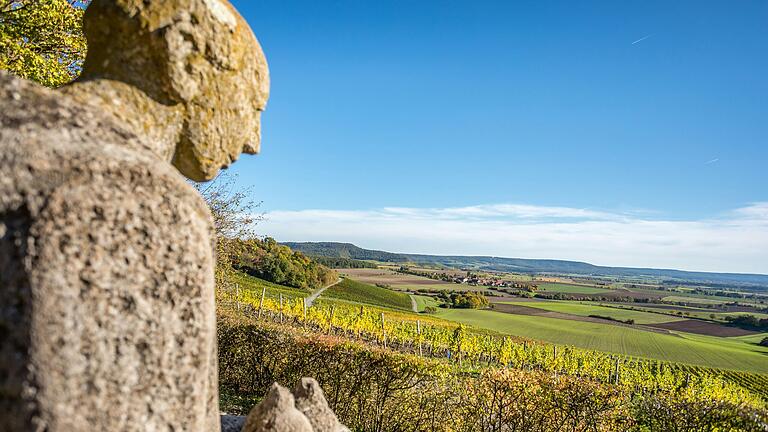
[0,0,343,430]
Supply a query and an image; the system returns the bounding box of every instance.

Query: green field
[731,333,768,345]
[503,301,682,324]
[662,295,726,305]
[435,308,768,373]
[721,311,768,320]
[323,278,412,311]
[395,283,474,292]
[536,283,612,294]
[412,295,441,312]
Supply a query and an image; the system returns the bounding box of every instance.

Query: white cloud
[257,202,768,274]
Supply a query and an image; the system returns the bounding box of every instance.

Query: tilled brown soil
[646,319,758,337]
[339,268,449,286]
[490,303,674,335]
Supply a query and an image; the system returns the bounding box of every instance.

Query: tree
[193,173,263,285]
[0,0,88,88]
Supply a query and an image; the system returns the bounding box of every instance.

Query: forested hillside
[310,256,377,269]
[283,241,410,262]
[232,237,337,290]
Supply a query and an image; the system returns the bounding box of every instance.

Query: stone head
[79,0,270,181]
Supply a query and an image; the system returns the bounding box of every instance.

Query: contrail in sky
[631,34,653,45]
[705,158,719,165]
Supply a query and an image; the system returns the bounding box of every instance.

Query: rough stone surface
[0,0,269,430]
[221,415,246,432]
[0,69,220,431]
[74,0,270,181]
[293,378,350,432]
[236,379,348,432]
[1,0,345,430]
[242,383,313,432]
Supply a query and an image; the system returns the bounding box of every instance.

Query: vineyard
[323,278,413,311]
[221,276,768,409]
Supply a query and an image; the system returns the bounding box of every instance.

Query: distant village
[396,266,538,291]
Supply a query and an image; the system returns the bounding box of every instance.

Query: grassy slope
[412,295,441,312]
[323,278,412,311]
[230,271,309,299]
[732,333,768,344]
[435,308,768,373]
[502,300,682,324]
[536,283,611,294]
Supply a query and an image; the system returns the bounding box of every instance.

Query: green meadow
[412,294,441,312]
[662,295,726,305]
[536,283,612,294]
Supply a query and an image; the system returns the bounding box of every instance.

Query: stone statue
[0,0,272,429]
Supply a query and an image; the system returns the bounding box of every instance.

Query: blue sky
[226,0,768,273]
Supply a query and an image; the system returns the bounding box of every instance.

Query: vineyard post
[614,358,620,385]
[456,327,463,369]
[357,306,363,338]
[329,305,336,334]
[381,312,387,349]
[279,293,284,323]
[235,284,240,312]
[257,286,266,320]
[417,320,422,357]
[501,337,506,368]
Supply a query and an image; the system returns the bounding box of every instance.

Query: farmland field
[662,295,726,304]
[647,319,758,337]
[435,308,768,373]
[721,311,768,320]
[731,332,768,343]
[536,282,612,294]
[323,278,412,311]
[500,300,682,324]
[338,268,475,291]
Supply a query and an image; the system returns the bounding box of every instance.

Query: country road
[410,294,418,313]
[305,278,343,307]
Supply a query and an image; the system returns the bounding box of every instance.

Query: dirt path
[410,295,418,313]
[305,278,342,307]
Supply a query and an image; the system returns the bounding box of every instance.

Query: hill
[282,241,409,262]
[282,242,768,290]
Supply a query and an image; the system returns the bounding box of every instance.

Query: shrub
[436,291,490,309]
